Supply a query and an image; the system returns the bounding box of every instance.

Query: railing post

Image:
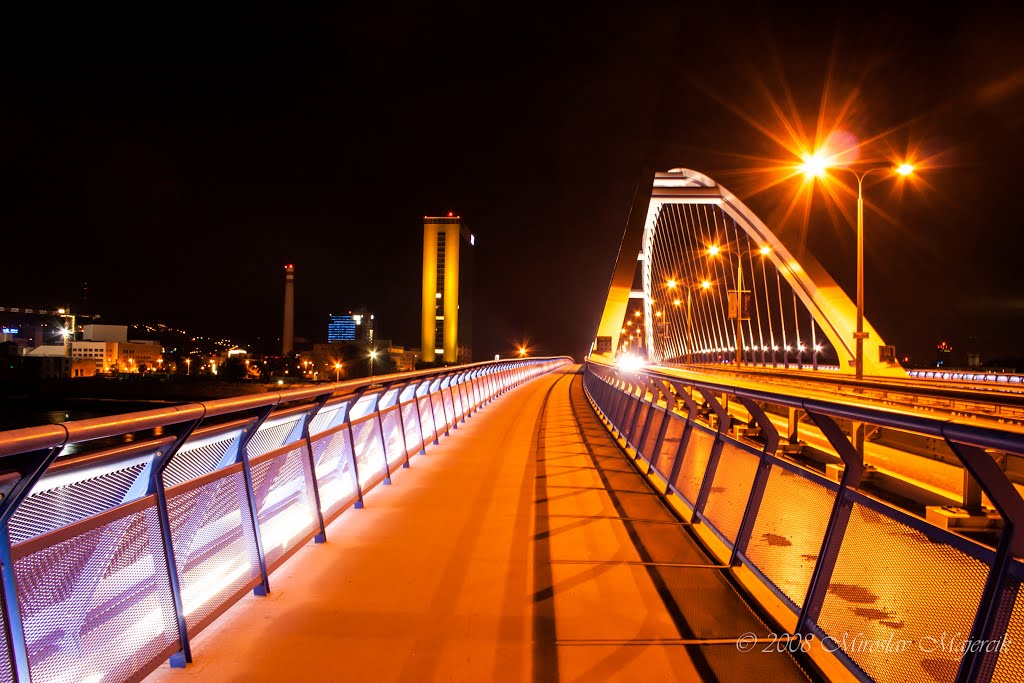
[729,396,781,566]
[456,373,469,422]
[374,386,393,485]
[438,374,453,436]
[0,442,68,681]
[394,381,412,468]
[634,377,661,459]
[664,383,700,497]
[426,378,442,445]
[414,379,429,454]
[691,388,731,518]
[943,433,1024,683]
[646,380,678,475]
[149,414,207,666]
[796,407,865,634]
[346,388,369,509]
[237,403,279,597]
[302,392,334,543]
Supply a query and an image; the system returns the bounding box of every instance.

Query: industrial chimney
[282,264,295,356]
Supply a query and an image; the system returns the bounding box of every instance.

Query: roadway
[144,365,813,682]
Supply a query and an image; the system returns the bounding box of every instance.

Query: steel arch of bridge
[593,168,903,377]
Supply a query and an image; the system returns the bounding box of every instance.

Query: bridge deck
[145,366,811,682]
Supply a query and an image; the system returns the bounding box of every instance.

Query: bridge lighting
[707,245,721,256]
[701,280,711,289]
[518,346,528,357]
[759,246,771,256]
[814,344,823,352]
[634,311,641,317]
[617,354,644,372]
[655,311,662,317]
[673,299,681,306]
[667,279,678,289]
[799,152,829,178]
[795,151,921,378]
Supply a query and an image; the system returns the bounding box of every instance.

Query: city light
[759,246,771,256]
[616,354,644,372]
[707,245,721,256]
[799,151,829,178]
[518,346,527,357]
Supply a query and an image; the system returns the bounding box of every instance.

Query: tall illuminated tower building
[421,214,474,364]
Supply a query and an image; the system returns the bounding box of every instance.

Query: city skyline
[3,6,1023,364]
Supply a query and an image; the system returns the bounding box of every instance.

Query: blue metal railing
[583,360,1024,683]
[0,357,571,683]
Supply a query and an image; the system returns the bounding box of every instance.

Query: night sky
[4,5,1024,364]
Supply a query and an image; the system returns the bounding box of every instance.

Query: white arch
[596,168,903,377]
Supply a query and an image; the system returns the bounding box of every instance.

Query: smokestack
[283,264,295,356]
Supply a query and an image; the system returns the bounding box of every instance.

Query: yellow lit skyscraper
[421,215,474,364]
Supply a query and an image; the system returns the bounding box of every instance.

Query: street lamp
[799,154,915,379]
[706,247,745,367]
[334,362,342,382]
[368,348,379,379]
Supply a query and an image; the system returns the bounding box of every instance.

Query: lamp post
[334,362,341,382]
[707,245,745,367]
[799,154,914,379]
[671,279,712,364]
[368,348,378,379]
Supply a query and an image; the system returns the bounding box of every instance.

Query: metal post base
[253,585,269,597]
[354,500,364,509]
[169,651,189,668]
[314,533,327,544]
[383,477,392,485]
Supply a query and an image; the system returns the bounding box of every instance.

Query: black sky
[3,5,1024,364]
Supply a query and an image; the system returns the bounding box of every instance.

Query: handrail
[582,359,1024,683]
[0,356,573,683]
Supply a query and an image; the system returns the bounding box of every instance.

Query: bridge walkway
[145,366,812,682]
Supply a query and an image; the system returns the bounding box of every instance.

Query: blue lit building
[328,309,374,344]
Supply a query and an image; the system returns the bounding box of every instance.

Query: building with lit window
[328,309,375,344]
[421,215,474,364]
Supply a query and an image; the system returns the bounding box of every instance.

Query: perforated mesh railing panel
[441,390,456,429]
[674,426,717,505]
[401,401,423,455]
[311,429,358,520]
[701,441,761,546]
[248,418,303,459]
[990,570,1024,682]
[816,501,991,683]
[14,502,179,683]
[0,577,11,683]
[430,394,446,435]
[640,406,666,463]
[351,419,386,487]
[166,468,261,633]
[250,446,319,569]
[164,434,235,488]
[744,464,836,608]
[380,409,406,469]
[451,385,464,421]
[419,397,437,444]
[309,404,345,436]
[9,462,149,544]
[652,415,686,481]
[630,403,650,449]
